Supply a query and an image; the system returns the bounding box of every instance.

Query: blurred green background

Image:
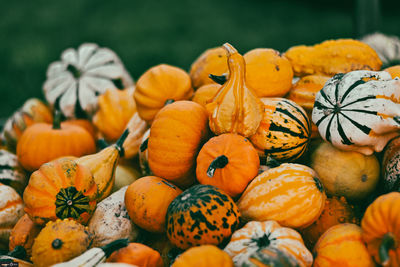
[1,0,399,118]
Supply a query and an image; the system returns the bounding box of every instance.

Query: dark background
[1,0,399,118]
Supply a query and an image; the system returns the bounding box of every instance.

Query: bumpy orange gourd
[107,242,163,267]
[191,83,221,107]
[172,245,233,267]
[134,64,194,123]
[314,224,374,267]
[23,157,98,225]
[148,101,209,188]
[206,43,264,137]
[244,48,293,97]
[196,133,259,197]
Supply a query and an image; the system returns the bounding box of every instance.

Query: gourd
[166,184,240,249]
[361,192,400,266]
[284,39,382,77]
[313,223,374,267]
[196,133,259,197]
[206,43,264,137]
[31,218,93,267]
[384,65,400,79]
[122,113,148,160]
[243,48,293,97]
[23,157,98,225]
[237,163,326,229]
[171,245,233,267]
[224,220,312,267]
[134,64,193,123]
[138,129,152,176]
[16,112,96,172]
[43,43,133,119]
[0,149,28,195]
[106,242,163,267]
[148,101,209,188]
[361,32,400,68]
[382,136,400,193]
[88,186,139,248]
[312,70,400,155]
[242,247,301,267]
[2,98,53,151]
[249,98,311,162]
[191,83,221,107]
[111,164,141,193]
[50,238,129,267]
[125,176,182,233]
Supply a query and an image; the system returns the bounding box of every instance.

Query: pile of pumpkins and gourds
[1,34,400,267]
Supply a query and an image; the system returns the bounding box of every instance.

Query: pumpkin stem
[67,64,81,79]
[53,110,62,130]
[52,239,63,249]
[115,129,130,157]
[207,155,229,178]
[164,99,175,106]
[139,138,148,152]
[7,246,26,259]
[209,74,227,85]
[97,139,109,150]
[379,232,396,266]
[101,238,129,258]
[253,233,271,248]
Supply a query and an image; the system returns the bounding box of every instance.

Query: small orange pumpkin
[191,83,221,107]
[172,245,233,267]
[106,242,163,267]
[64,119,97,139]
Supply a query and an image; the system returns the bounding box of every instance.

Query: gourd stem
[207,155,229,178]
[209,74,227,85]
[164,99,175,106]
[67,64,81,79]
[7,246,26,259]
[223,43,238,54]
[53,110,62,130]
[115,129,130,157]
[379,232,396,266]
[97,139,109,150]
[101,238,129,258]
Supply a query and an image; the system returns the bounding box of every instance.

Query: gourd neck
[379,232,396,266]
[207,155,229,177]
[223,43,245,86]
[114,129,129,157]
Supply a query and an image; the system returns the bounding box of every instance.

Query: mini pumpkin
[224,220,312,267]
[0,149,27,195]
[191,83,221,107]
[106,242,163,267]
[312,70,400,155]
[166,184,240,249]
[43,43,133,119]
[172,245,233,267]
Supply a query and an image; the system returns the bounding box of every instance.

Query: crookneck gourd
[206,43,264,137]
[312,70,400,155]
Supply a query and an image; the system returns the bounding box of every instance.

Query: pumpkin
[9,214,42,259]
[243,247,301,267]
[138,129,152,176]
[284,39,382,77]
[237,163,326,229]
[191,83,221,107]
[93,87,137,142]
[125,176,182,233]
[361,192,400,266]
[43,43,133,119]
[0,149,28,195]
[224,220,312,267]
[310,141,380,201]
[300,196,359,250]
[122,113,148,160]
[312,70,400,155]
[64,118,97,139]
[249,98,311,162]
[166,184,240,249]
[361,32,400,68]
[0,183,24,249]
[313,223,374,267]
[172,245,233,267]
[206,43,264,137]
[382,135,400,193]
[16,112,96,172]
[2,98,53,151]
[243,48,293,97]
[384,65,400,79]
[134,64,193,123]
[138,231,177,267]
[148,101,209,188]
[88,186,139,248]
[189,46,228,89]
[106,242,163,267]
[31,218,93,267]
[196,133,259,198]
[112,164,142,193]
[23,157,98,225]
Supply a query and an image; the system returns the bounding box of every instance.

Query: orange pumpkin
[125,176,182,233]
[172,245,233,267]
[196,133,259,197]
[191,83,221,107]
[148,101,210,188]
[64,119,97,139]
[107,242,163,267]
[23,157,98,225]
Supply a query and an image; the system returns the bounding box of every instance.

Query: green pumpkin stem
[207,155,229,178]
[101,238,129,258]
[53,110,62,130]
[67,64,81,79]
[209,74,227,85]
[7,245,27,259]
[97,139,109,150]
[164,99,175,106]
[379,232,396,266]
[115,129,130,157]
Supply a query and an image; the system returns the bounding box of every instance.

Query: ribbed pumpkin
[382,136,400,193]
[166,184,240,249]
[172,245,233,267]
[148,101,209,188]
[196,133,259,198]
[191,83,221,107]
[224,220,312,267]
[361,192,400,266]
[134,64,194,123]
[125,176,182,233]
[313,223,374,267]
[237,163,326,229]
[312,70,400,155]
[23,157,98,225]
[243,247,301,267]
[0,149,28,195]
[31,218,93,267]
[106,242,163,267]
[250,98,311,162]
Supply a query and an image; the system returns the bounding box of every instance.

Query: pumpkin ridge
[336,115,353,145]
[339,79,366,104]
[339,112,371,135]
[24,184,54,200]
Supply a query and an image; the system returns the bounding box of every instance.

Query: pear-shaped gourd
[76,129,129,201]
[206,43,264,137]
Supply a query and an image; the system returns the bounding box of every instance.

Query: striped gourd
[312,70,400,155]
[250,98,311,162]
[224,220,312,267]
[237,163,326,229]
